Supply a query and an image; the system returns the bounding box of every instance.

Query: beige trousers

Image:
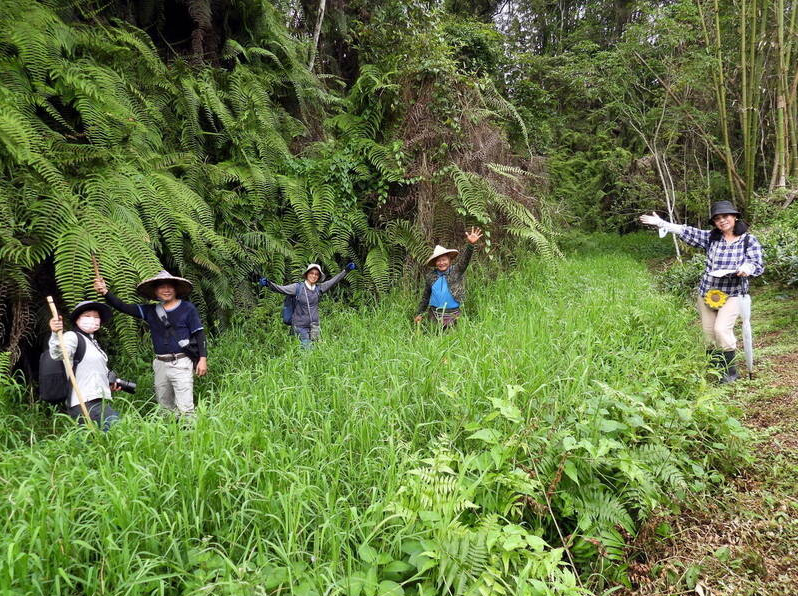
[697,295,741,351]
[153,357,195,414]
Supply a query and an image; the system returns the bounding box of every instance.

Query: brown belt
[155,353,188,362]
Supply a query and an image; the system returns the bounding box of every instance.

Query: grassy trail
[636,284,798,595]
[0,238,750,595]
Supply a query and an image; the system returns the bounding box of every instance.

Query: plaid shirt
[678,227,764,296]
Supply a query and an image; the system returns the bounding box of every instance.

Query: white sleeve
[49,331,78,362]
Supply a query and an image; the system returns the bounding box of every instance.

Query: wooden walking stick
[46,296,93,425]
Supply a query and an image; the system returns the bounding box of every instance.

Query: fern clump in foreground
[0,248,747,594]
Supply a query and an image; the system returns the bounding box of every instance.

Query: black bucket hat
[69,301,112,324]
[709,200,741,224]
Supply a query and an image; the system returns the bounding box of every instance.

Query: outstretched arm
[95,276,143,318]
[260,278,298,296]
[318,265,353,293]
[639,213,710,249]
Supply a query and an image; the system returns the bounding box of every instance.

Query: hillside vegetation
[0,238,748,594]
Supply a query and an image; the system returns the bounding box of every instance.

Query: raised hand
[465,227,483,244]
[345,262,357,271]
[258,277,269,287]
[94,276,108,295]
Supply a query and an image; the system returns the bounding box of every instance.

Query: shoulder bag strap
[155,303,181,346]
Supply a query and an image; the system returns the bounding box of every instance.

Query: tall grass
[0,241,747,594]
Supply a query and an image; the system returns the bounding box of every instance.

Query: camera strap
[155,303,196,360]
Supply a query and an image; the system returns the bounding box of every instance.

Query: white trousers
[697,295,741,352]
[153,357,195,414]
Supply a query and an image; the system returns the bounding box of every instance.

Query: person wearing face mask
[259,262,356,348]
[640,201,764,382]
[93,271,207,417]
[48,301,121,431]
[414,227,483,329]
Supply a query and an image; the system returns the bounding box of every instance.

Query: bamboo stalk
[775,0,787,189]
[46,297,93,425]
[697,0,746,205]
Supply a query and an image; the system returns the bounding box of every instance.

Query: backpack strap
[295,283,302,297]
[73,333,87,370]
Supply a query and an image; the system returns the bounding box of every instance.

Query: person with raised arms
[94,271,207,417]
[640,201,764,382]
[259,262,356,348]
[414,227,483,329]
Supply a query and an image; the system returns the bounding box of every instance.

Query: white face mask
[76,315,101,334]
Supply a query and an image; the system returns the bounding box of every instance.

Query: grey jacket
[266,269,349,327]
[417,244,474,315]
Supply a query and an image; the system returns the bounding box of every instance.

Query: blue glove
[258,277,269,287]
[345,262,357,271]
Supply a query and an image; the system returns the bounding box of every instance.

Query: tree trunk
[308,0,327,71]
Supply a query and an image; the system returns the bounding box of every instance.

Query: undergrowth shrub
[0,248,746,594]
[757,205,798,288]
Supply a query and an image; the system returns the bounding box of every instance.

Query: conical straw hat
[136,270,193,300]
[425,245,459,266]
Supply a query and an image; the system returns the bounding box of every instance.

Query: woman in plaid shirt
[640,201,764,383]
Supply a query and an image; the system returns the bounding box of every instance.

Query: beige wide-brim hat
[425,245,459,266]
[303,263,326,282]
[137,270,193,300]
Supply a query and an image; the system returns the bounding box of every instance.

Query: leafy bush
[655,253,705,298]
[0,248,746,594]
[757,206,798,288]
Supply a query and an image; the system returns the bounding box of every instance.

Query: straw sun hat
[136,270,193,300]
[425,245,459,267]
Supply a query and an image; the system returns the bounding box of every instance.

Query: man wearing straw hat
[414,227,483,329]
[94,271,207,417]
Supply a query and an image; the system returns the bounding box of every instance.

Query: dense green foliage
[0,0,558,364]
[0,241,747,593]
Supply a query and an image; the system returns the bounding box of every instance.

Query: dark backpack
[281,283,304,325]
[38,333,86,404]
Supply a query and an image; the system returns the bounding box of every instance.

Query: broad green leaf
[378,580,404,596]
[563,459,579,485]
[358,543,378,564]
[467,428,502,444]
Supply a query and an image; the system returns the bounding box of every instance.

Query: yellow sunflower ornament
[704,289,729,310]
